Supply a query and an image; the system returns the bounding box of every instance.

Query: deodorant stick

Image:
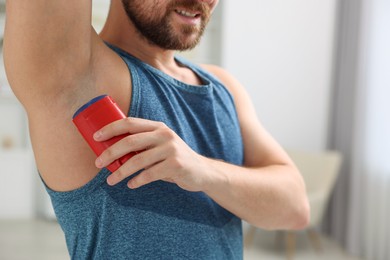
[72,95,135,172]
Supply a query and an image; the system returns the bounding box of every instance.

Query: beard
[121,0,211,51]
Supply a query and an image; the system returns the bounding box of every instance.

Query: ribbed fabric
[44,43,244,259]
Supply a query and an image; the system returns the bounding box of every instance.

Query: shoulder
[200,64,246,102]
[200,64,236,84]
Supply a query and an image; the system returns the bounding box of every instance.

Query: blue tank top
[44,44,244,259]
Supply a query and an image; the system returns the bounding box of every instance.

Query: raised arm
[3,0,94,108]
[2,0,115,192]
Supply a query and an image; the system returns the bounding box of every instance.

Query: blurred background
[0,0,389,259]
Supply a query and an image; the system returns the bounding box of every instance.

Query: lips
[169,0,209,20]
[175,9,201,18]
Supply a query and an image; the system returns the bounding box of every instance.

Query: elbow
[288,167,311,230]
[289,196,311,230]
[249,195,311,231]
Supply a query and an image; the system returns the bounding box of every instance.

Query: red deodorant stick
[72,95,135,172]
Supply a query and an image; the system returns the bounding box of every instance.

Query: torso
[30,38,206,192]
[42,48,244,258]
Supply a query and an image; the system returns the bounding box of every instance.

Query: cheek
[145,1,167,15]
[131,2,162,21]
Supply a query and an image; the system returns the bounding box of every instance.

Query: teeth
[176,10,197,18]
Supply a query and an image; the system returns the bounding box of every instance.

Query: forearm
[93,118,310,230]
[202,157,310,230]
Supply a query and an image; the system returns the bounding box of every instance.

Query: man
[4,0,309,259]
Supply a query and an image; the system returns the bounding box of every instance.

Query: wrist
[199,157,231,195]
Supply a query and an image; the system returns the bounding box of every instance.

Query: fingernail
[128,181,135,189]
[107,176,115,186]
[95,157,103,168]
[94,131,103,140]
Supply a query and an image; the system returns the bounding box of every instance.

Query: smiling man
[4,0,309,259]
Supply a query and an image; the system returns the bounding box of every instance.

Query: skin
[4,0,309,230]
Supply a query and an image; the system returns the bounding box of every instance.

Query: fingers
[106,145,168,186]
[95,118,176,169]
[127,161,170,189]
[92,117,184,188]
[94,117,167,142]
[95,132,162,168]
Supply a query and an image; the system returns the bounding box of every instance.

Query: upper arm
[201,64,294,168]
[3,0,94,104]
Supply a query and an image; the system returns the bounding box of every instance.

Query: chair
[244,149,342,259]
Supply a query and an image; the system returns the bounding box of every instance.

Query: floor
[0,219,68,260]
[0,219,361,260]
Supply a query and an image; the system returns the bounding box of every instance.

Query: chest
[131,74,244,166]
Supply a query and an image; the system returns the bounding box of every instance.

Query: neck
[99,1,177,71]
[99,1,204,86]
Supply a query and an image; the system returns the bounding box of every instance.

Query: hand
[93,117,211,191]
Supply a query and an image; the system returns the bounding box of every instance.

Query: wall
[221,0,337,151]
[0,0,37,219]
[0,0,115,219]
